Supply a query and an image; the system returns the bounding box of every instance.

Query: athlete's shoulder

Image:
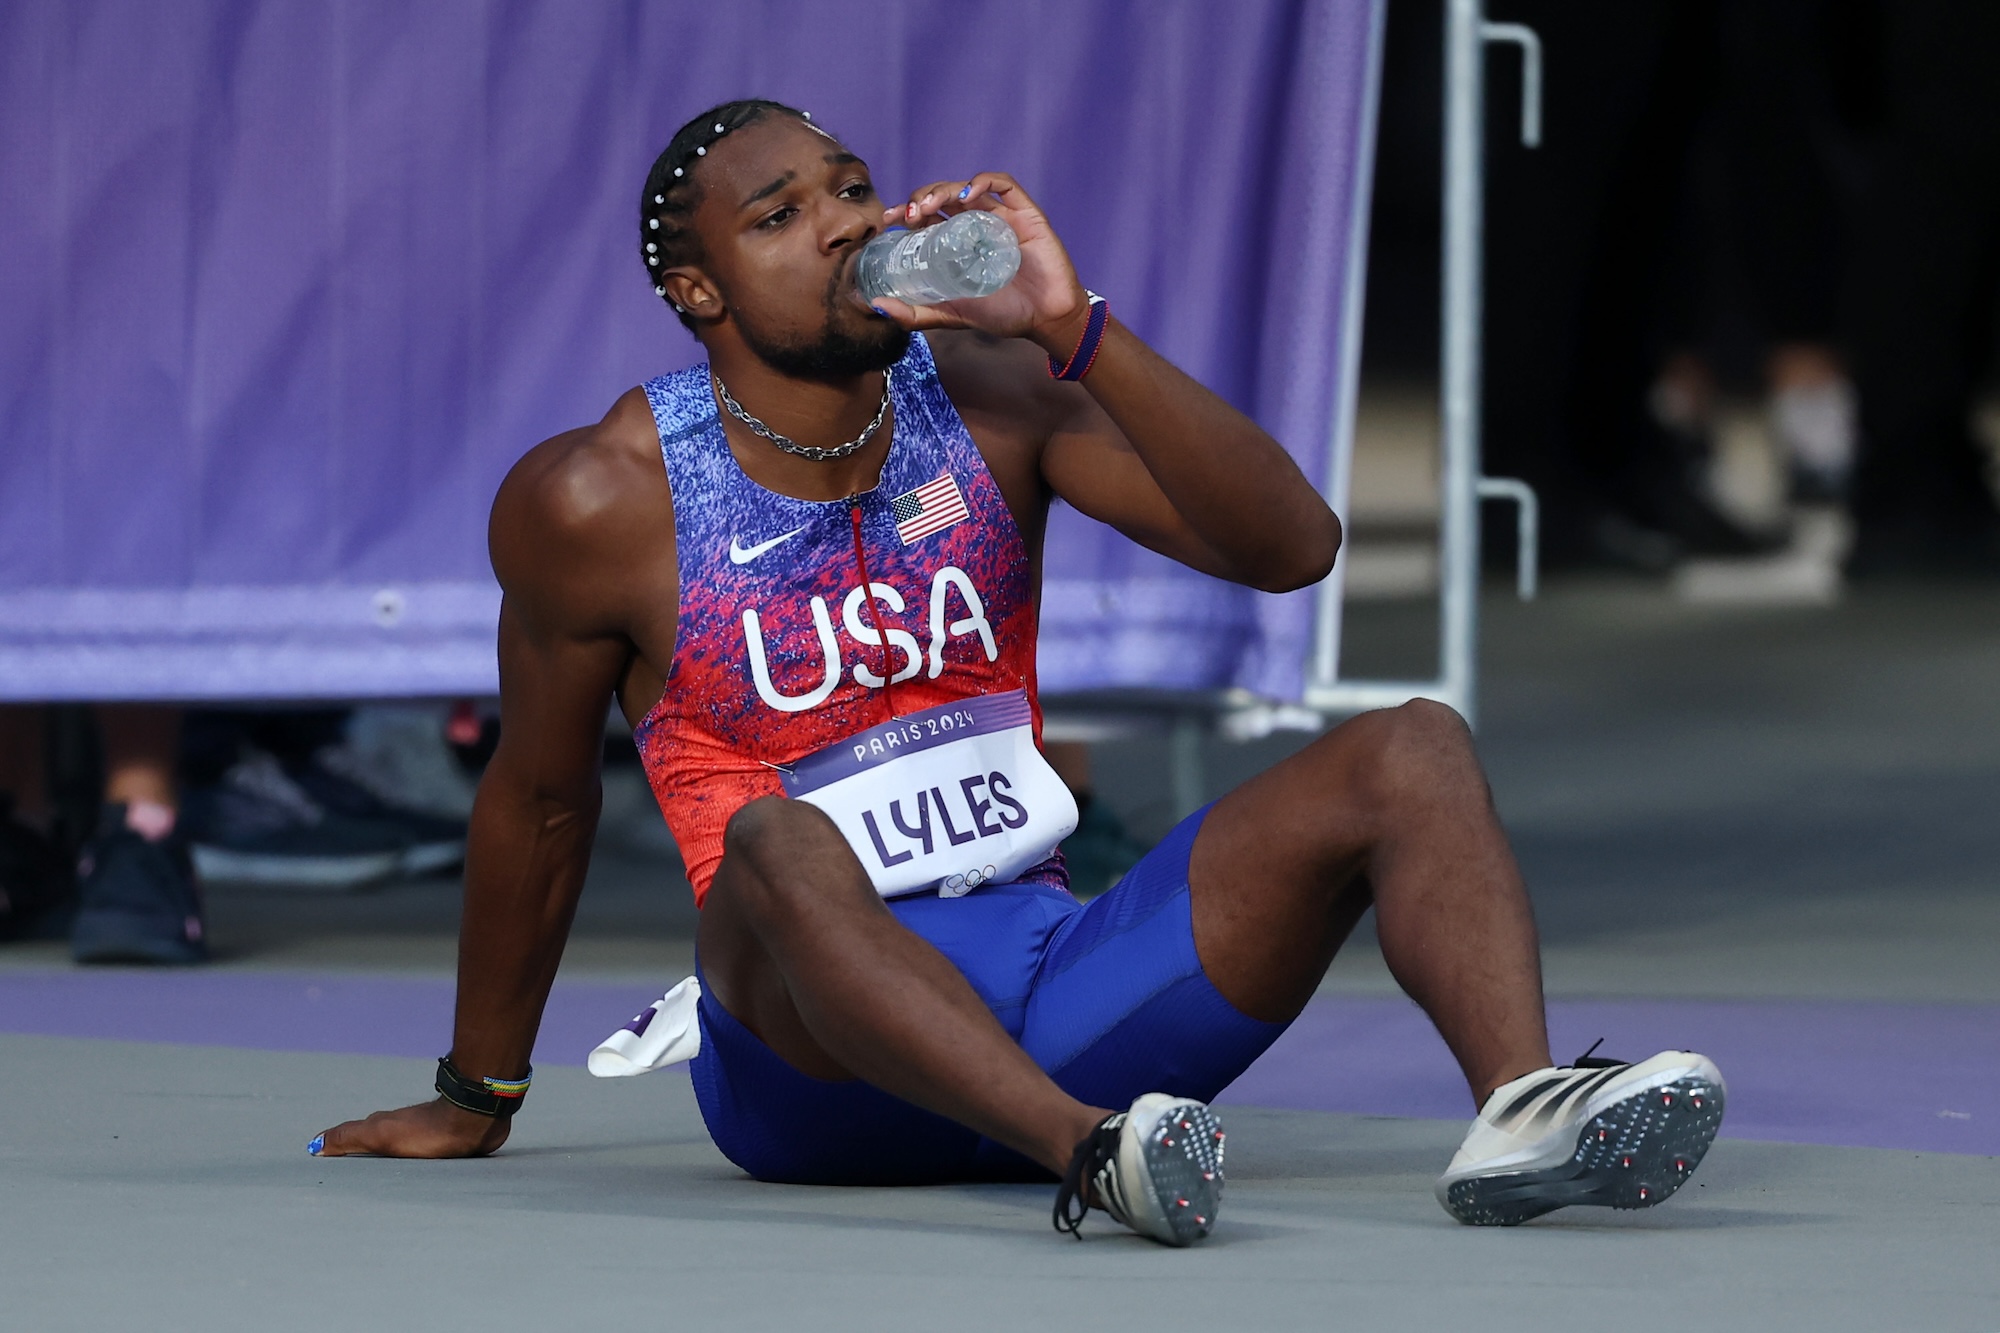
[494,388,666,545]
[489,386,674,624]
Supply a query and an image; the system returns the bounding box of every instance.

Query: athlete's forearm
[445,762,600,1085]
[1035,313,1341,592]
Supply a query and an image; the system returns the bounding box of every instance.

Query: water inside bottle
[941,213,1021,294]
[856,211,1020,304]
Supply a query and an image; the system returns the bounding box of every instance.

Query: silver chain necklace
[712,369,891,462]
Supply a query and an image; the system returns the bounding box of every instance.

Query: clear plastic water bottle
[856,210,1022,305]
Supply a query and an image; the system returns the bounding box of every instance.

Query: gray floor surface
[5,579,2000,1329]
[7,1037,1997,1333]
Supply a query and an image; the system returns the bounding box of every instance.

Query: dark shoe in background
[288,745,467,877]
[70,804,206,965]
[0,796,77,941]
[1061,796,1154,899]
[1628,410,1790,562]
[180,751,413,890]
[178,709,470,888]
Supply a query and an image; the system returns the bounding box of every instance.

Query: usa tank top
[633,333,1065,905]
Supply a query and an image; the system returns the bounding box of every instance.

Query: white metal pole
[1302,0,1543,726]
[1311,0,1389,693]
[1439,0,1486,727]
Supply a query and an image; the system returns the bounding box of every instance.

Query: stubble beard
[731,266,911,383]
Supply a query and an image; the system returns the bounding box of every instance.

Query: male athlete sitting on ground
[313,100,1725,1245]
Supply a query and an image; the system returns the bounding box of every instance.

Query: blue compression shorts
[688,804,1288,1184]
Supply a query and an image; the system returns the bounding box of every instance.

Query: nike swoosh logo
[728,527,805,565]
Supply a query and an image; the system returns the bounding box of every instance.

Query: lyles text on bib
[778,689,1078,898]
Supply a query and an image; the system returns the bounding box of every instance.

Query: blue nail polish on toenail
[307,1134,324,1156]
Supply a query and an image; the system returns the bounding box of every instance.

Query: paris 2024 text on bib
[779,689,1077,898]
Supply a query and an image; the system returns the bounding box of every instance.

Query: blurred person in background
[1479,1,1783,571]
[1478,0,1879,573]
[1480,0,1999,579]
[0,703,473,963]
[1650,0,1868,507]
[176,707,470,894]
[0,704,205,962]
[1839,1,2000,574]
[1628,0,1872,586]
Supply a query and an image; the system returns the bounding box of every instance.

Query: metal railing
[1302,0,1542,732]
[1049,0,1544,817]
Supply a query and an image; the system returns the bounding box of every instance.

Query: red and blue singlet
[633,333,1060,905]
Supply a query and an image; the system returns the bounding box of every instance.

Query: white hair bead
[696,146,706,156]
[647,256,658,266]
[653,194,664,204]
[655,285,666,295]
[802,111,811,120]
[648,218,659,229]
[673,167,683,177]
[646,242,657,253]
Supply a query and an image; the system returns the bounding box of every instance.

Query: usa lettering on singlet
[632,333,1076,904]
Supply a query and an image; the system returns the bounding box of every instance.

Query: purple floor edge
[2,970,1994,1156]
[1216,994,1999,1157]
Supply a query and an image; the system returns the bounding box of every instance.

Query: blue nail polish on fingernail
[958,186,971,199]
[871,306,888,317]
[307,1134,324,1156]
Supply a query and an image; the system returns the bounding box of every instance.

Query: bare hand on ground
[311,1097,509,1158]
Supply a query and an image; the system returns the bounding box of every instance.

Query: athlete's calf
[1189,699,1553,1104]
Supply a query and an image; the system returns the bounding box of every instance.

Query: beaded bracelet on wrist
[435,1056,532,1119]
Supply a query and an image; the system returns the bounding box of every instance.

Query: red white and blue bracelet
[1048,291,1109,381]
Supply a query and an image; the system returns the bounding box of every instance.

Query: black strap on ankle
[1570,1037,1622,1069]
[1052,1115,1122,1239]
[434,1056,531,1118]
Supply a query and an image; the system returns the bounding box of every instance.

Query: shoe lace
[1570,1037,1623,1070]
[1052,1113,1124,1240]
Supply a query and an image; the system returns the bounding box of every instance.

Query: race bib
[780,690,1078,898]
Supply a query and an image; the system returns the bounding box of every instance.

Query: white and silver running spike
[1060,1093,1224,1246]
[1437,1050,1726,1225]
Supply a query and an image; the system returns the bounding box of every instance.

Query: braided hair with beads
[639,99,826,331]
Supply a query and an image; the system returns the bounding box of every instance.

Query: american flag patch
[891,473,969,544]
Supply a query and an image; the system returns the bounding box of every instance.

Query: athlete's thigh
[693,878,1074,1185]
[1017,812,1286,1112]
[689,929,981,1186]
[695,845,858,1080]
[1187,704,1467,1021]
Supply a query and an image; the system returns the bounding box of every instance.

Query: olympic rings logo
[939,865,999,898]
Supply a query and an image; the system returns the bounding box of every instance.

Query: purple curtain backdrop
[0,0,1381,703]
